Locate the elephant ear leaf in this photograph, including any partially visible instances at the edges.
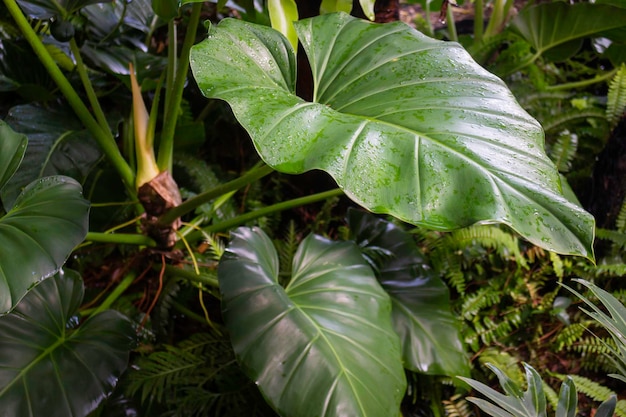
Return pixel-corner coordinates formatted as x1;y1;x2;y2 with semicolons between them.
218;227;406;417
348;209;469;377
0;270;135;417
0;176;89;312
0;120;27;191
190;12;595;260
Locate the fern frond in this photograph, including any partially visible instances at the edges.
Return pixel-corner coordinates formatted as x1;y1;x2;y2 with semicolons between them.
594;263;626;277
542;107;607;133
461;286;501;320
275;220;300;281
607;64;626;127
152;276;181;338
127;347;205;404
447;225;527;268
561;374;614;402
476;310;523;345
173;153;236;220
197;232;226;263
596;228;626;250
442;393;473;417
549;131;578;173
554;323;587;351
542;381;559;413
615;197;626;233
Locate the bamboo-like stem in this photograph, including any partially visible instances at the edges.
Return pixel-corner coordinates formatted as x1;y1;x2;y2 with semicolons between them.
87;271;137;316
69;38;110;132
86;232;157;247
162;19;177;144
545;70;617;92
158;163;275;225
4;0;135;190
172;300;218;323
158;2;203;172
162;264;219;288
446;5;457;42
474;0;484;44
203;188;345;234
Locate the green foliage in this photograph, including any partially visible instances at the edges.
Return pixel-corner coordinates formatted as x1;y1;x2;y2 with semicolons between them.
460;363;617;417
190;12;594;259
126;332;276;417
0;270;135;417
607;64;626;127
219;227;406;417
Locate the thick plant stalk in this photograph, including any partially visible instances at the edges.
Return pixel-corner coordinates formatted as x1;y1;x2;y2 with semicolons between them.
474;0;484;43
4;0;135;190
158;163;275;226
158;2;203;172
203;188;344;233
70;38;110;133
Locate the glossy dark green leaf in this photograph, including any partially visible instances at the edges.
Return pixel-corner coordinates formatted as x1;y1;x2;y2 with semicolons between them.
152;0;178;20
2;104;102;211
190;13;595;260
0;121;27;190
0;270;135;417
511;3;626;60
347;209;469;377
556;377;576;417
16;0;112;18
218;227;406;417
0;176;89;312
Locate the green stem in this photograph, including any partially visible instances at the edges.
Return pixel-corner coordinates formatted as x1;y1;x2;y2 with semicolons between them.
4;0;135;190
163;19;177;139
171;300;215;324
545;70;617;92
158;2;203;172
446;5;457;42
86;232;157;247
163;264;219;288
69;38;109;132
203;188;344;234
158;163;275;225
424;1;433;38
484;0;502;39
474;0;484;44
88;271;137;316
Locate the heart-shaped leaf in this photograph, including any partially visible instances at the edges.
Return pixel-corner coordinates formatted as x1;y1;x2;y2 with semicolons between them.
0;176;89;312
511;3;626;60
348;209;469;377
0;270;135;417
190;12;595;260
0;121;27;191
218;227;406;417
3;104;102;211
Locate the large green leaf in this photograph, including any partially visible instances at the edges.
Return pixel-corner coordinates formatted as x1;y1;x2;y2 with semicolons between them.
190;12;595;260
16;0;112;18
0;121;27;191
0;176;89;312
0;270;135;417
511;3;626;61
348;209;469;377
2;104;102;211
218;227;406;417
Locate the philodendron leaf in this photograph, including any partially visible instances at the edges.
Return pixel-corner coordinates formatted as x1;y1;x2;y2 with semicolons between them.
347;209;469;377
3;104;102;211
511;3;626;61
0;270;135;417
190;12;595;260
218;227;406;417
0;121;27;190
0;176;89;312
